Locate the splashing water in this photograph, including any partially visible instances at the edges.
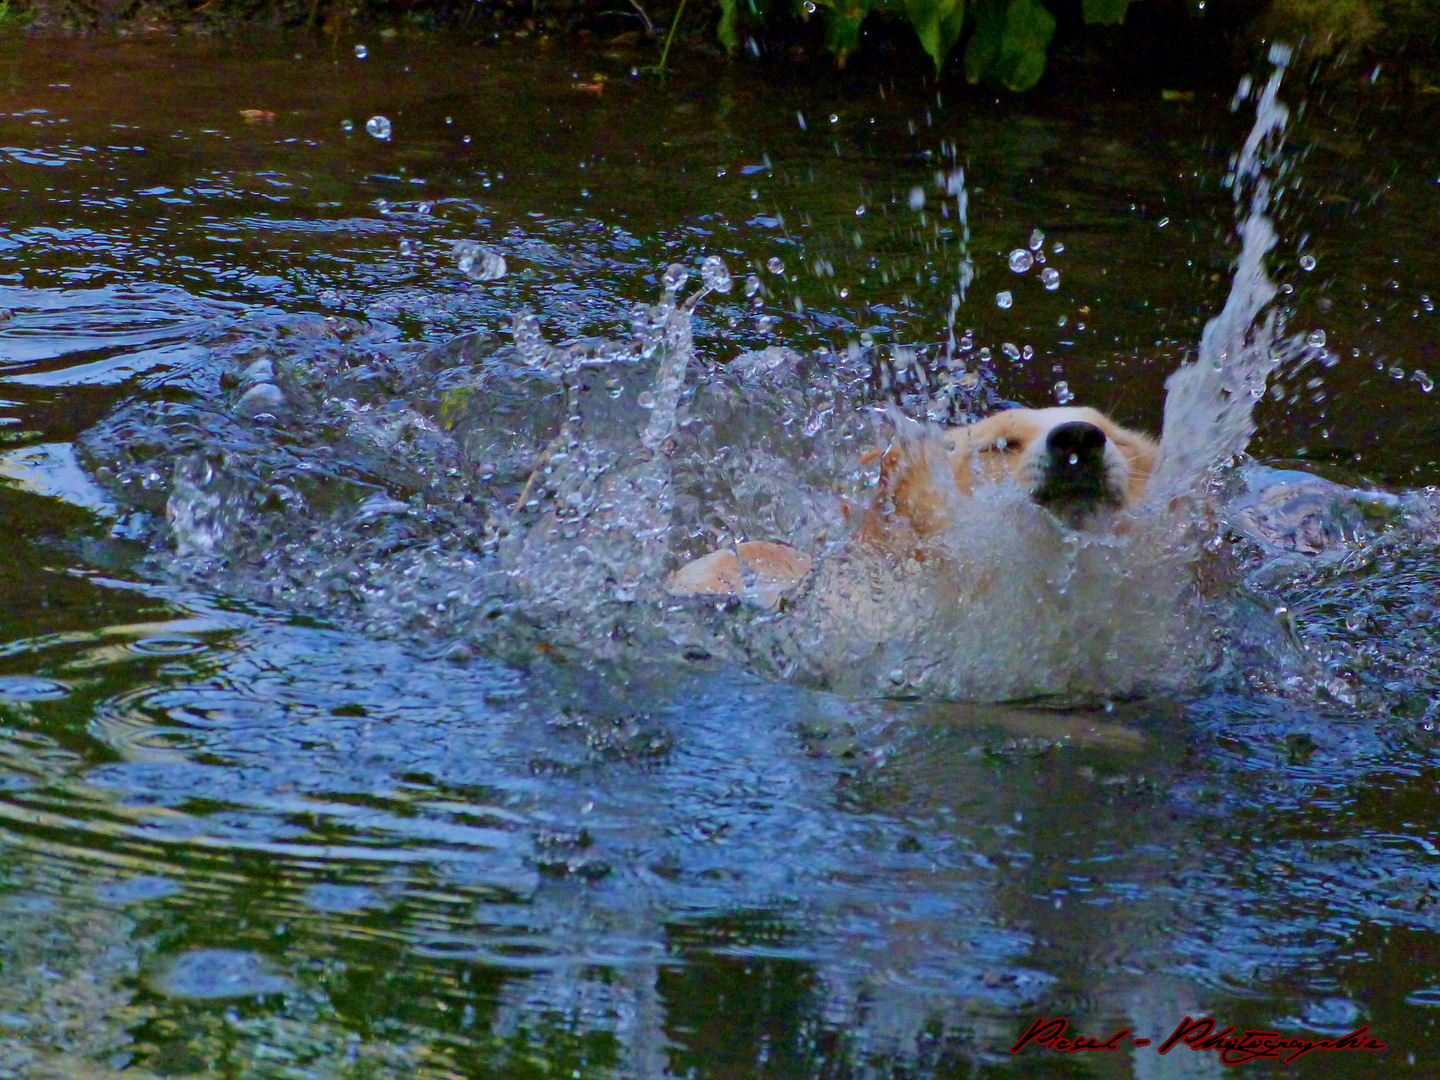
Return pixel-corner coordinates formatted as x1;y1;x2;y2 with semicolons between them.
77;47;1352;703
1148;44;1299;506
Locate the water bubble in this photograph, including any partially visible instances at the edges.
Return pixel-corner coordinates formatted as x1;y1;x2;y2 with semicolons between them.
1422;294;1434;312
366;115;392;140
1344;610;1368;632
1057;315;1067;327
1028;229;1044;250
796;111;806;130
995;291;1013;309
398;238;417;255
445;116;453;124
855;205;865;216
766;257;784;274
663;264;689;292
636;390;656;409
1157;217;1170;228
978;346;992;360
1054;381;1074;404
340;119;354;131
1413;369;1434;392
1001;342;1020;359
830;113;839;123
908;187;925;210
1040;267;1060;290
744;273;761;297
1390;364;1406;380
1009;249;1034;273
452;240;507;281
839;287;849;297
1307;329;1326;347
1022;344;1034;360
1299;253;1317;271
354;43;368;58
463;135;471;144
700;255;732;293
804;0;815;10
1051;241;1064;254
417;201;433;215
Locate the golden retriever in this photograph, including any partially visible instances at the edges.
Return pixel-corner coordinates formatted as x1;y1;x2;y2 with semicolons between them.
666;406;1157;602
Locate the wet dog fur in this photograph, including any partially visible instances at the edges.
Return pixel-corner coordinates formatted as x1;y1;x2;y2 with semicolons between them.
665;406;1157;602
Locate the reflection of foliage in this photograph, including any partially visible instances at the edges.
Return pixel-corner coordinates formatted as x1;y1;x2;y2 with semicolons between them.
719;0;1116;87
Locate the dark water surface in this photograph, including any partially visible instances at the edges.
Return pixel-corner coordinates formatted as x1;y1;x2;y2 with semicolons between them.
1;32;1440;1079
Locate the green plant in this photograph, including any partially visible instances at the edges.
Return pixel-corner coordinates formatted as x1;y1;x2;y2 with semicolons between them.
0;0;31;26
717;0;1140;90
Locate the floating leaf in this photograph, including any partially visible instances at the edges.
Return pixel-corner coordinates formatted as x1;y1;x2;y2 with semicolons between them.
905;0;967;73
1082;0;1130;25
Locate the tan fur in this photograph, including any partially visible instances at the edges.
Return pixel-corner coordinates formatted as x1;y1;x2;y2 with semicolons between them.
665;406;1157;602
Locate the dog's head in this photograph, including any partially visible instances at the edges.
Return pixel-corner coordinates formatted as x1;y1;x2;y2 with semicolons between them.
947;407;1156;527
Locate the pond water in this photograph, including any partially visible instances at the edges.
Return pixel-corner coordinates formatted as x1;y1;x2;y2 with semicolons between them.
1;30;1439;1079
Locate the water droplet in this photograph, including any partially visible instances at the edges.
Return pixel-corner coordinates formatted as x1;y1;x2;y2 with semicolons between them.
1009;249;1033;273
995;291;1013;309
700;255;732;293
366;115;392;140
1299;253;1317;271
1029;229;1044;251
663;264;689;292
354;43;368;58
340;119;354;132
1051;241;1065;254
745;273;761;297
1054;380;1074;404
1413;369;1434;392
1022;344;1034;360
908;186;925;210
452;241;506;281
1040;267;1060;291
767;257;784;274
1307;329;1326;347
1002;342;1020;359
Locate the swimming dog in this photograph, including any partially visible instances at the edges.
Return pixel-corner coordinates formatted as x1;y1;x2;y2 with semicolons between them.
665;406;1158;602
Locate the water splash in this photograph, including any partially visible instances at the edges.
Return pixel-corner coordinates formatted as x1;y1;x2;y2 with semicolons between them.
1149;44;1298;505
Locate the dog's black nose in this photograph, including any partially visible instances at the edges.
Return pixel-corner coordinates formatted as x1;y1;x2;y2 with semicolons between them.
1032;421;1118;524
1045;420;1107;463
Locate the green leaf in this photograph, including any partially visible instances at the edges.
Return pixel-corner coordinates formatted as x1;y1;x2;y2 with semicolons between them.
825;0;877;63
904;0;967;73
718;0;741;50
964;0;1055;92
1082;0;1130;25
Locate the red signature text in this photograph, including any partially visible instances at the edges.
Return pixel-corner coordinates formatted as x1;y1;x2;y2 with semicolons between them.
1013;1014;1386;1064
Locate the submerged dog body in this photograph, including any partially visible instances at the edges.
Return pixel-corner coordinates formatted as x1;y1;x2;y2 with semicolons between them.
666;406;1158;603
